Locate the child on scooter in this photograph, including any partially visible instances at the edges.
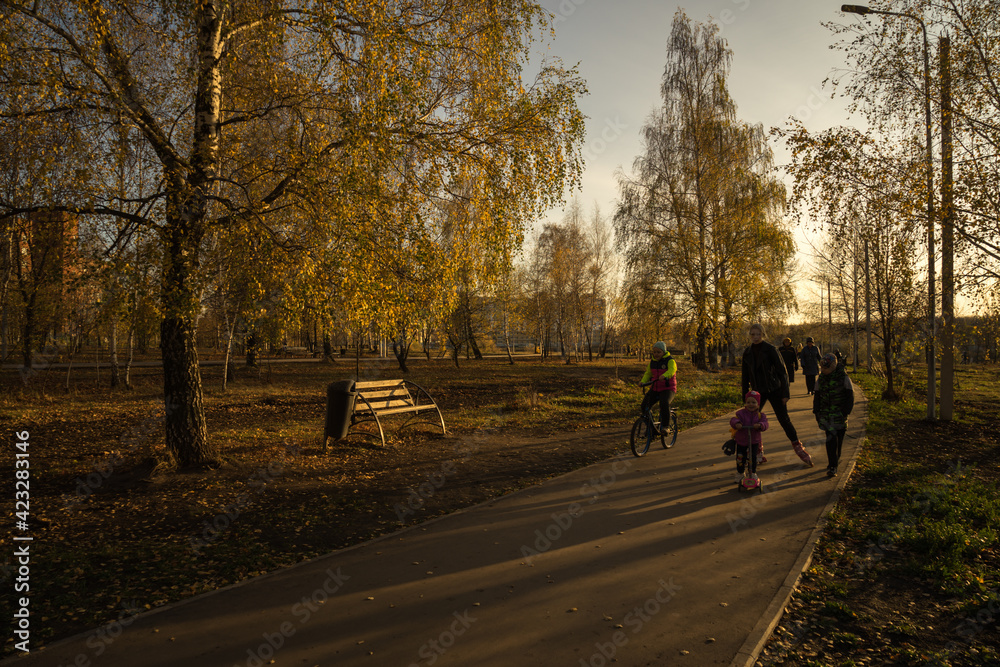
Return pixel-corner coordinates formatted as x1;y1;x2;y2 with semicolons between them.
730;390;769;481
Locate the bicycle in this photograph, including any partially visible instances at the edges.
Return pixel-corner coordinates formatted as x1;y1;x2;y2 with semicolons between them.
630;381;678;457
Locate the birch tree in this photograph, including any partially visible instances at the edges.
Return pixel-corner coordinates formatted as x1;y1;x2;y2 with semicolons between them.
781;124;925;398
0;0;584;468
830;0;1000;294
615;11;793;369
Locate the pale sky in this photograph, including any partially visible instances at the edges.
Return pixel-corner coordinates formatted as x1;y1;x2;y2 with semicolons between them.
529;0;860;315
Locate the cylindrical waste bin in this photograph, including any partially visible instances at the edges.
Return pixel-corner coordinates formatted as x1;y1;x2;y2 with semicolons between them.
324;379;357;443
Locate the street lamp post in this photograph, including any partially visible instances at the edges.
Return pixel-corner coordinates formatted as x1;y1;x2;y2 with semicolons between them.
841;4;936;420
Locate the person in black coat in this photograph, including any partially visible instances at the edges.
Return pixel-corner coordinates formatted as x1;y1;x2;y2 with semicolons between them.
778;337;799;386
813;353;855;477
799;337;822;395
741;323;813;467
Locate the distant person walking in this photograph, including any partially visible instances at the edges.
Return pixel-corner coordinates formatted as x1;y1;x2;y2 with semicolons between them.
741;323;813;467
778;338;799;385
799;337;822;396
813;353;855;478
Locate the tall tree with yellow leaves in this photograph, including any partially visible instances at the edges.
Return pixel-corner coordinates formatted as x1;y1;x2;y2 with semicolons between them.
615;11;793;369
0;1;584;468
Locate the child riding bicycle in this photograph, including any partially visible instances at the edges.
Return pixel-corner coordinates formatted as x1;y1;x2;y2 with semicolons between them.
639;341;677;432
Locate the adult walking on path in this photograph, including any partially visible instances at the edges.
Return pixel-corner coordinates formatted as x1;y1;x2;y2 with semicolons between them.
799;337;822;396
741;323;813;467
778;338;799;386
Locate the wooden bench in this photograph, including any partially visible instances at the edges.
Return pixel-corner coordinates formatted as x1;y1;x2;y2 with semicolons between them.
280;346;312;358
349;379;446;446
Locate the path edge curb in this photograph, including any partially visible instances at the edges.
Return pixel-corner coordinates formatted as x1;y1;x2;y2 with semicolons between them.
729;389;869;667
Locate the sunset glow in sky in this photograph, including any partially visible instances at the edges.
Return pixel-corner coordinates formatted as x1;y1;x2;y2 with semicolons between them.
530;0;862;315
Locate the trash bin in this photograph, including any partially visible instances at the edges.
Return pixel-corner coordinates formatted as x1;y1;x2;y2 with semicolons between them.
324;379;357;443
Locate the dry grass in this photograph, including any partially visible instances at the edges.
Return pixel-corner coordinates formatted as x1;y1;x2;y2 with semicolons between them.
1;353;740;655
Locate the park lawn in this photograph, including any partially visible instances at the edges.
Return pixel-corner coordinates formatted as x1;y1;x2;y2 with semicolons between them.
760;363;1000;666
1;354;740;655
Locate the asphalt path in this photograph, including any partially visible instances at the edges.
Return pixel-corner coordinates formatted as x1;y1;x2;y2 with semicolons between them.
6;386;866;667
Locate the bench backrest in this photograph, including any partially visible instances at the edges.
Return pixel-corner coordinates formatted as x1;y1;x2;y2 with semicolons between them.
354;380;415;412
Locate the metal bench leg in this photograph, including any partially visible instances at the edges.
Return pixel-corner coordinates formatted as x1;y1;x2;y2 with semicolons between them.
434;406;446;435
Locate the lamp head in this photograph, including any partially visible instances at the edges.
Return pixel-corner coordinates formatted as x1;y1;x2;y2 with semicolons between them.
841;4;871;14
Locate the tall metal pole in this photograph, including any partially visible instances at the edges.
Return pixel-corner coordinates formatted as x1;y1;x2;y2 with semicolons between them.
840;5;936;419
828;280;833;354
920;21;937;421
819;283;824;351
853;229;860;372
865;239;872;371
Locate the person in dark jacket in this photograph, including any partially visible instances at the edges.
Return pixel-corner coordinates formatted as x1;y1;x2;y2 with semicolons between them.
778;337;799;386
813;353;855;477
741;323;813;467
799;337;822;395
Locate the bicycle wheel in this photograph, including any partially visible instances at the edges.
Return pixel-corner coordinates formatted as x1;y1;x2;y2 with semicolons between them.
661;412;678;449
630;415;651;457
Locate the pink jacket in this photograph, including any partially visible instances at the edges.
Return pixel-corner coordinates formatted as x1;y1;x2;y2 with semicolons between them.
730;408;769;447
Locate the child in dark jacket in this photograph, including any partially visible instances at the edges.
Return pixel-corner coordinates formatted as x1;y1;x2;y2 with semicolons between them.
730;390;769;480
813;353;855;478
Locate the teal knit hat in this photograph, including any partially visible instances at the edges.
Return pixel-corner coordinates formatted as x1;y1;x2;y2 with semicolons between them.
653;341;666;353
